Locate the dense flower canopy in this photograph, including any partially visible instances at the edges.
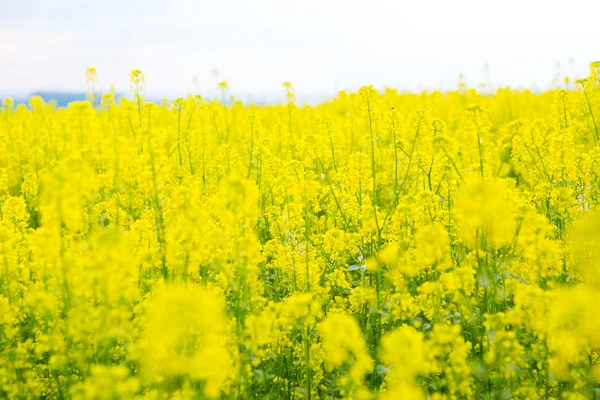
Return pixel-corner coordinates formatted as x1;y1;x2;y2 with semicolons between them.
1;64;600;399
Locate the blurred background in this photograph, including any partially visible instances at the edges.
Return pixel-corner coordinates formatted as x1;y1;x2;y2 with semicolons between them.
0;0;597;105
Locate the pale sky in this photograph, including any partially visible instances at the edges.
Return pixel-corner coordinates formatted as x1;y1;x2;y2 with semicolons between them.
0;0;598;99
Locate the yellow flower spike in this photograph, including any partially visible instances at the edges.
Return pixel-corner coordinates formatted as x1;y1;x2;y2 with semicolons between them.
377;243;399;268
1;97;14;110
319;313;373;391
85;67;97;85
365;257;378;271
129;69;144;85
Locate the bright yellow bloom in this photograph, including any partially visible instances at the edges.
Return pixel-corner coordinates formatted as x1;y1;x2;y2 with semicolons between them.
1;66;599;399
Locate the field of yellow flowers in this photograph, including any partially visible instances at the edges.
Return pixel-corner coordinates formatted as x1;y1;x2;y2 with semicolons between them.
1;64;600;399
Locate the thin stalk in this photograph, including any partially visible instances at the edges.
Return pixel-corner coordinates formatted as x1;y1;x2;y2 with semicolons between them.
177;104;182;166
324;120;338;173
304;198;311;292
316;156;350;229
365;95;381;245
148;137;168;280
580;83;600;143
304;324;312;400
136;82;142;129
390;115;399;205
247;118;255;179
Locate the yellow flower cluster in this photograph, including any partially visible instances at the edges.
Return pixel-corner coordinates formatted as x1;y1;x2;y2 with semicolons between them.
1;63;600;399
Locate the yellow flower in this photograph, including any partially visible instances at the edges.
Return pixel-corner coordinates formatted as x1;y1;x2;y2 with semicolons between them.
134;283;234;397
319;313;373;388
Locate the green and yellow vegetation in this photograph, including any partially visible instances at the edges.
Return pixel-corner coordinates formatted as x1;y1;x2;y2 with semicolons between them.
1;64;600;399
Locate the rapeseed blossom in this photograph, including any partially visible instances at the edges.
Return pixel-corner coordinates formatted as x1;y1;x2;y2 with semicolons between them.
1;64;600;398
